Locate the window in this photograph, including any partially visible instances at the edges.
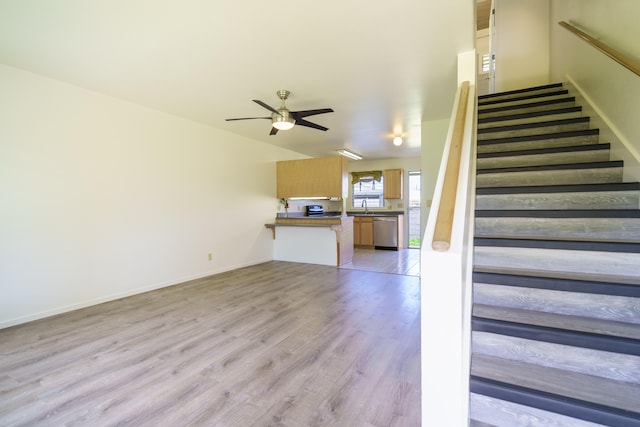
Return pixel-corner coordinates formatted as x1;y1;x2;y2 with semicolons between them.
352;171;384;208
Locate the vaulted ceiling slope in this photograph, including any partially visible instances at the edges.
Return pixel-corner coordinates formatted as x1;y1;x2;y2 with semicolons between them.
0;1;475;159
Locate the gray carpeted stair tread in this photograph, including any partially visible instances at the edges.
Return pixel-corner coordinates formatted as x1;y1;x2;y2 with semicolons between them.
477;106;583;128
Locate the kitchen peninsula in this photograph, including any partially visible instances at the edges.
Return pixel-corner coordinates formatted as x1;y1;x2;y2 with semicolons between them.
265;214;353;266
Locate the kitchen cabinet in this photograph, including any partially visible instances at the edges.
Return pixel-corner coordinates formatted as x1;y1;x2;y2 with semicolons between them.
277;156;348;199
353;216;374;248
383;169;403;199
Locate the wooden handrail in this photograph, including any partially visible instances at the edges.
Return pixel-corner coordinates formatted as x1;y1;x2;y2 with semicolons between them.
559;21;640;77
432;81;470;252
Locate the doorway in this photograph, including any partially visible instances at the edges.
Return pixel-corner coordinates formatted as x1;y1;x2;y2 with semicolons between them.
408;171;421;248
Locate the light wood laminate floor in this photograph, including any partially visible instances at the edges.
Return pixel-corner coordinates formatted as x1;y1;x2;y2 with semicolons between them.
339;248;420;276
0;261;421;426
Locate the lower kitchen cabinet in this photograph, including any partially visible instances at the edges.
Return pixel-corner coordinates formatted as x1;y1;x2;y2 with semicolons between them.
353;216;374;248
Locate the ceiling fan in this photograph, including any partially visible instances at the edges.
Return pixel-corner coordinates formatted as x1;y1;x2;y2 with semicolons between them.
226;90;334;135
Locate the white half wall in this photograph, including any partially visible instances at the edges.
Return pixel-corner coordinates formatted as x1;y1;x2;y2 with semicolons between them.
0;64;301;328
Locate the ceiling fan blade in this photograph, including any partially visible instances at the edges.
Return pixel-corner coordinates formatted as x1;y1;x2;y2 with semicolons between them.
296;119;329;132
269;127;279;136
253;100;279;114
225;117;270;121
291;108;334;119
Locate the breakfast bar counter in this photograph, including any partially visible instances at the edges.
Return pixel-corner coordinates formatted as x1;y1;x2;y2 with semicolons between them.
265;216;353;266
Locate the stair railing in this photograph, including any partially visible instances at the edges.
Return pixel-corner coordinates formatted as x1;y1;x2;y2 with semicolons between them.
559;21;640;77
421;79;477;426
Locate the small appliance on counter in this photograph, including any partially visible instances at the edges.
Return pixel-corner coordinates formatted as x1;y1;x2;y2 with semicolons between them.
306;205;324;216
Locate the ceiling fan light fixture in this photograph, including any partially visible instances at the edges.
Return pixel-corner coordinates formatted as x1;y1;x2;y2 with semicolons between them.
337;149;363;160
272;111;296;130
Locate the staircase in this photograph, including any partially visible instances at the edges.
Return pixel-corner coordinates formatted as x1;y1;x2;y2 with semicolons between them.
470;83;640;426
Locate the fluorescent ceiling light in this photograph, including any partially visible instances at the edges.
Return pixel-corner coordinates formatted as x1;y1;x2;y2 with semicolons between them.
337;149;363;160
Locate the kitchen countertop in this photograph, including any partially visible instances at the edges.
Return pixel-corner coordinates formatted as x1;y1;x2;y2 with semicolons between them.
346;211;405;217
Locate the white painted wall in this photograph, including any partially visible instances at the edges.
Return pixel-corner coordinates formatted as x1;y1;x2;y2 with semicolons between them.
550;0;640;177
494;0;550;91
0;64;302;328
421;119;450;239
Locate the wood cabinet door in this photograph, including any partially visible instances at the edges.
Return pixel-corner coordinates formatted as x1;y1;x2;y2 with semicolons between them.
383;169;403;199
277;156;347;198
359;217;374;247
353;217;361;245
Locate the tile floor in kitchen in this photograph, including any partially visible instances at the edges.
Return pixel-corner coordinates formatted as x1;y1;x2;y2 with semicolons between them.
339;247;420;276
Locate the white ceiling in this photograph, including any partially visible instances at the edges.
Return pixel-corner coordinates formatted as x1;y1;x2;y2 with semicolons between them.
0;0;474;159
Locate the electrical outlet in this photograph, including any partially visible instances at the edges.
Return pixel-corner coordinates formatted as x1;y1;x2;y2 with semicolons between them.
426;199;433;207
208;253;212;261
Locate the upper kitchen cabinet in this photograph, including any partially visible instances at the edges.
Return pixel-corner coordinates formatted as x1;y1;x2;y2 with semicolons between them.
277;156;348;199
383;169;403;199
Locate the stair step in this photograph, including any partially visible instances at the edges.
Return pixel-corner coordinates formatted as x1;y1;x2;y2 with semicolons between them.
473;304;640;340
478;106;583;128
475;237;640;253
471;354;640;416
478;83;564;103
476;161;623;188
478;129;600;154
477;144;610;169
474;246;640;285
478;117;591;141
473;272;640;297
476;182;640;210
473;331;640;379
473;285;640;332
478;97;577;119
474;210;640;242
470;379;640;427
479;92;571;111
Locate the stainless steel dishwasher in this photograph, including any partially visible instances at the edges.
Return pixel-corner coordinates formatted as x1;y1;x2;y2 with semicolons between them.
373;216;398;250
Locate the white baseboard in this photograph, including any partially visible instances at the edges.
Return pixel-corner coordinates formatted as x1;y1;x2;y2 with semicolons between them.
0;257;274;330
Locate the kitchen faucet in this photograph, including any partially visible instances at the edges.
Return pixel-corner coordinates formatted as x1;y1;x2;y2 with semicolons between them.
361;199;368;214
